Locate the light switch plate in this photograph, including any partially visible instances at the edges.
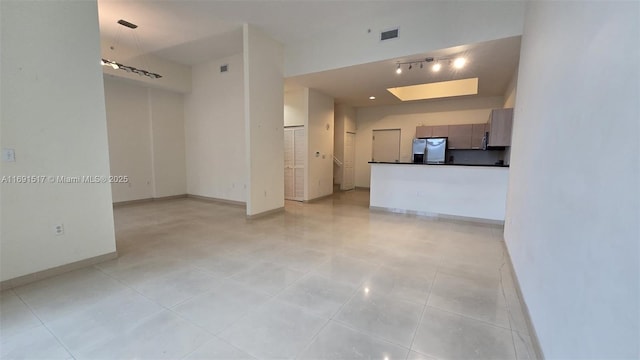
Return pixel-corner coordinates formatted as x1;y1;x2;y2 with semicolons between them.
2;148;16;162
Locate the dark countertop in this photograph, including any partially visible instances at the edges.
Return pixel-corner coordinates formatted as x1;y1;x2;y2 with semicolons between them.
368;161;509;168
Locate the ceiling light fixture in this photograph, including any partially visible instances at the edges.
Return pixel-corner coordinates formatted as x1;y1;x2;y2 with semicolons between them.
394;55;468;74
453;57;466;69
101;58;161;78
101;19;163;79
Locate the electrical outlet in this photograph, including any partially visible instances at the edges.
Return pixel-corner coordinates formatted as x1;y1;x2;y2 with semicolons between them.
2;148;15;162
54;224;65;236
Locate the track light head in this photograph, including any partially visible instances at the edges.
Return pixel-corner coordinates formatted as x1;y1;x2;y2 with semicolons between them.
453;57;466;69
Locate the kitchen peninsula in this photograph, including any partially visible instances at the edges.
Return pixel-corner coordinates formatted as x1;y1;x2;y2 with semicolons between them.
369;162;509;222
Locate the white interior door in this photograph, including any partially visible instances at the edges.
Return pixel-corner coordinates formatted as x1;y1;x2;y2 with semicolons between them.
284;127;305;201
372;129;401;163
342;132;355;190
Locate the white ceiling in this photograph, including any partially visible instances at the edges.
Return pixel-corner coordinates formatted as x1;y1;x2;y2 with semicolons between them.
286;36;521;107
97;1;420;65
97;1;521;107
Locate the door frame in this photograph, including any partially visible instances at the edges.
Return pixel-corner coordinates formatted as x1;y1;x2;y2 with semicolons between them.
371;128;401;162
341;131;356;191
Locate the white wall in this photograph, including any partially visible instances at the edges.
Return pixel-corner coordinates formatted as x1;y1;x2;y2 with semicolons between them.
503;68;518;109
370;164;509;221
333;103;356;186
284;88;307;127
333;105;345;185
243;24;285;215
306;89;334;200
355;96;504;187
104;77;186;202
149;88;187;198
505;2;639;358
0;0;116;281
100;40;191;94
285;2;524;77
104;77;153;202
502;69;518;165
185;54;246;202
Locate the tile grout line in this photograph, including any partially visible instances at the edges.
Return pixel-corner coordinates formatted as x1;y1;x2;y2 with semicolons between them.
12;289;78;360
329;318;413;355
498;248;531;359
291;271;377;359
405;265;440;360
91;264;261;359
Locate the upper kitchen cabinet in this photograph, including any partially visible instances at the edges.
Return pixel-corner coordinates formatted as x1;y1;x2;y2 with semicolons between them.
431;125;449;137
471;123;488;149
415;126;432;138
415;125;448;138
487;108;514;147
448;124;473;149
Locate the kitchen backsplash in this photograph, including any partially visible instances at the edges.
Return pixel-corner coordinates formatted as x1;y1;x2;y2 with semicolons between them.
447;149;506;165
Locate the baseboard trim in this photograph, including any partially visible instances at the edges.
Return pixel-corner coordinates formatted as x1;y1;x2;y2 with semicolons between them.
503;243;545;359
246;206;285;219
369;206;504;227
303;194;333;203
355;186;370;191
186;194;246;208
113;194;188;207
0;251;118;291
154;194;188;201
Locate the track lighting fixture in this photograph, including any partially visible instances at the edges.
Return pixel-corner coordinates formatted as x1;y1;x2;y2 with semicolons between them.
453;57;466;69
394;56;466;74
101;58;162;79
101;19;163;79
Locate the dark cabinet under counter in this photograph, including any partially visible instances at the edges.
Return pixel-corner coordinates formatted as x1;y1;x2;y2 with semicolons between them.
368;162;509;168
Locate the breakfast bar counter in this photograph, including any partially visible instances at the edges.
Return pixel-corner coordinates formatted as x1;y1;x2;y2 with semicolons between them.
368;162;509;222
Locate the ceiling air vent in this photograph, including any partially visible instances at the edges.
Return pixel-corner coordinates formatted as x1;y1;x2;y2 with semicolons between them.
220;64;228;73
380;28;399;41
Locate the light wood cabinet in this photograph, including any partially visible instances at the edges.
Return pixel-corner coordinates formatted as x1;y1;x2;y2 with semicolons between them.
432;125;449;137
487;108;513;147
416;125;448;138
414;109;512;148
471;123;487;149
447;124;472;149
415;126;432;138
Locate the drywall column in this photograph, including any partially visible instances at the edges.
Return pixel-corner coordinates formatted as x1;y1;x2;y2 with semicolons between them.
0;0;116;281
104;77;187;203
185;54;246;203
149;88;187;198
243;24;285;216
306;89;334;200
333;105;346;185
505;2;639;358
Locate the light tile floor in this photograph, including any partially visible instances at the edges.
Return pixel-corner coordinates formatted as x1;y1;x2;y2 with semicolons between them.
0;190;537;359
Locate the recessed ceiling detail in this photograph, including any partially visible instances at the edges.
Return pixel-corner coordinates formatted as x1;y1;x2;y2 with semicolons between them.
387;78;479;101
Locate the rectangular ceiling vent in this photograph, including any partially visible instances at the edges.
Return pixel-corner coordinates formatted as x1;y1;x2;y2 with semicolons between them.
380;28;399;41
220;64;228;73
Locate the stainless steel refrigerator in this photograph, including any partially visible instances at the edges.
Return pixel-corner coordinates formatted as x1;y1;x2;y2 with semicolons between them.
425;137;447;164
